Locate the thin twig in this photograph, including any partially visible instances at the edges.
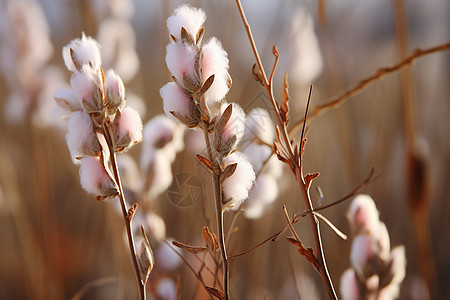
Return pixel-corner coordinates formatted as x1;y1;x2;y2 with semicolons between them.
102;123;145;300
289;42;450;134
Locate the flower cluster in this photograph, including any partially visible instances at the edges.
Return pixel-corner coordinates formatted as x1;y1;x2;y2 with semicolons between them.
242;108;283;218
54;33;143;200
161;5;254;211
340;195;406;300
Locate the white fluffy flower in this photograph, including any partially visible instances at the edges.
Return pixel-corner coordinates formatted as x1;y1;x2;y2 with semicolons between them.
140;149;174;199
79;156;117;196
63;33;101;72
216;102;246;148
156;277;177;300
167;4;206;41
165;42;197;84
104;69;126;112
115;107;143;151
222;151;255;211
54;88;82;112
66;111;102;160
70;64;103;114
350;234;375;277
160;82;192;120
201;37;230;106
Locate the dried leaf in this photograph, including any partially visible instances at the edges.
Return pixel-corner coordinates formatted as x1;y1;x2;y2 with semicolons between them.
215;103;233;138
283;73;290;125
138;226;154;284
304;172;320;190
252;63;264;86
205;286;225;300
170;34;177;43
286;237;302;248
196;27;205;45
299;247;320;271
127;203;138;221
221;163;237;182
199;74;215;96
170;111;199;128
180;27;195;45
172;240;207;254
203;227;219;252
196;154;214;172
70;48;82;71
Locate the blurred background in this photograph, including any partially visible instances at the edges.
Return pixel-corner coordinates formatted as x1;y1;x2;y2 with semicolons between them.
0;0;449;299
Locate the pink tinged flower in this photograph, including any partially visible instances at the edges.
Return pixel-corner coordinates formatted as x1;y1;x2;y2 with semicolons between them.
222;151;255;211
66;111;102;161
167;4;206;42
54;88;82;112
70;65;103;115
244;174;279;219
104;69;126;113
165;42;197;84
145;211;166;240
215;103;246;154
160;82;198;127
350;234;375;277
244;108;275;145
347;194;380;235
377;222;391;261
114;107;143;152
79;156;118;197
63;32;101;72
340;269;359;300
201;37;231;106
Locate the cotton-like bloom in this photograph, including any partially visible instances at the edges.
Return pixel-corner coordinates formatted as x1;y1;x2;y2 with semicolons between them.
145;211;167;241
160;82;198;126
167;4;206;41
201;37;230;106
244;107;275;145
215;103;246;155
54;89;82;113
63;32;101;72
66;111;102;161
116;154;141;193
114;107;143;152
222;151;255;211
347;194;380;235
165;42;198;86
104;69;126;113
79;156;118;196
70;64;103;115
350;234;375;277
340;269;359;300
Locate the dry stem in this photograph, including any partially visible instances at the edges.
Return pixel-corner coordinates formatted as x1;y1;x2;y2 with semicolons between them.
234;1;337;298
201;124;229;300
102;122;146;300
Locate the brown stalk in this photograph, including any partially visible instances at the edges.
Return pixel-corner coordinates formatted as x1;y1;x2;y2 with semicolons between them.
102;122;146;300
201;124;229;300
234;1;337;298
289;42;450;134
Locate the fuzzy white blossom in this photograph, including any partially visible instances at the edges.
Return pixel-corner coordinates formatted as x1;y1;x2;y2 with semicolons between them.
222;152;255;211
167;5;206;41
66;111;102;161
63;32;102;72
160;82;192;120
165;42;197;83
244;107;275;145
79;156;117;196
340;269;359;300
156;277;177;300
217;102;246;147
201;37;230;105
115;107;143;151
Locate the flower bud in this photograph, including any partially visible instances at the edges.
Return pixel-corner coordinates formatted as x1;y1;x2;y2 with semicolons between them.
137;237;154;285
70;65;104;117
114;107;143;152
167;5;206;42
222;151;255;211
104;69;126;114
79;156;118;197
160;82;200;128
66;111;102;161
